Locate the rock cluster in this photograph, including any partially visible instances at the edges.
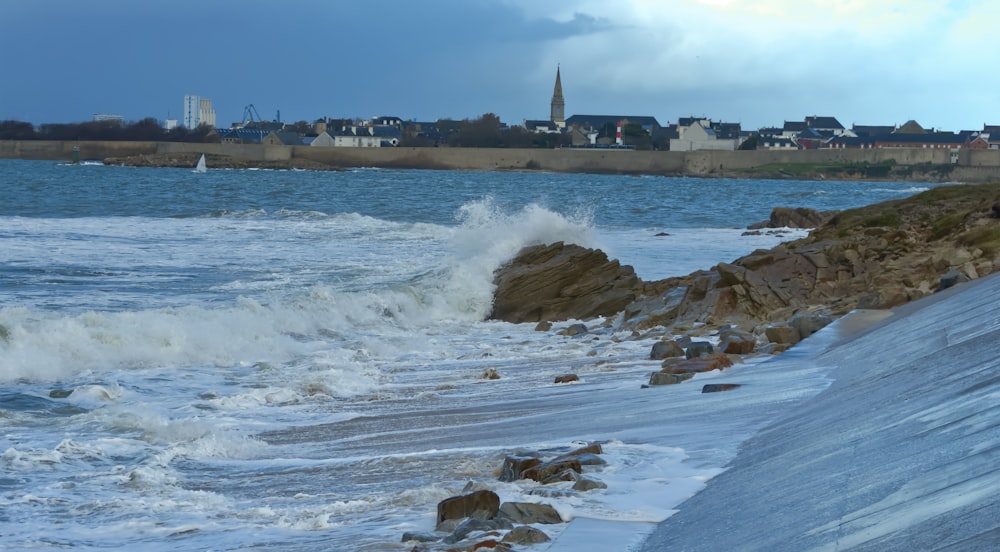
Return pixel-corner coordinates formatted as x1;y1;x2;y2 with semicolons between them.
103;152;341;171
493;184;1000;346
404;443;607;551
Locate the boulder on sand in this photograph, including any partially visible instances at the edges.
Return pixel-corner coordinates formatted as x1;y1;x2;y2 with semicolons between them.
489;242;642;324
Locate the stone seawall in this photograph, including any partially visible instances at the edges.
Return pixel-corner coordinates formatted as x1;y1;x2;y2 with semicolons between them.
4;140;1000;180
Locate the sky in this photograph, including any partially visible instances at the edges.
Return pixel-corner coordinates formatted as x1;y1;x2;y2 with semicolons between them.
1;0;997;131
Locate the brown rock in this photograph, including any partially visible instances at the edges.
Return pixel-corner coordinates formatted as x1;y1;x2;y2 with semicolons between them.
661;354;734;374
650;339;685;359
554;374;580;384
748;207;837;229
573;477;608;491
437;490;500;525
502;526;551;545
648;372;694;385
490;242;642;323
520;458;582;482
765;326;800;345
719;328;756;354
498;454;542;482
498;501;564;524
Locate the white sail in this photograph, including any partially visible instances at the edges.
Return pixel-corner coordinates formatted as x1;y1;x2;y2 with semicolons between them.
194;154;207;173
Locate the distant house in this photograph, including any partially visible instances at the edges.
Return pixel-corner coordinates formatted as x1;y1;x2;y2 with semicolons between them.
827;129;966;150
781;121;808;138
796;128;825;150
313;125;400;147
565;114;662;134
216;127;272;144
894;120;930;134
852;124;896;138
523;120;561;134
565;126;597;146
825;135;878;149
262;131;305;146
309;131;337;147
759;136;800;150
805;116;846;136
371;115;403;128
968;136;990;149
670;118;741;151
876;132;968;149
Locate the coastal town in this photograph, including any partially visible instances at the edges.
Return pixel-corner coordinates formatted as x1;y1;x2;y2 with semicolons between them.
4;67;1000;154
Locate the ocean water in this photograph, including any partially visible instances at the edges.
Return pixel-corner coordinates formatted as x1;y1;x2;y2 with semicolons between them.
0;159;934;550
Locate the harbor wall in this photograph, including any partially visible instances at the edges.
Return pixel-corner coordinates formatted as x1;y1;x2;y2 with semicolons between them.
3;140;1000;180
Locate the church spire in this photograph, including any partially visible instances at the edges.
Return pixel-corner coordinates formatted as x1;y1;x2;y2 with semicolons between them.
550;65;565;127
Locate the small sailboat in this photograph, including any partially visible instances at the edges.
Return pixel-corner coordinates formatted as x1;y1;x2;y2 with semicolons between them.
194;154;207;173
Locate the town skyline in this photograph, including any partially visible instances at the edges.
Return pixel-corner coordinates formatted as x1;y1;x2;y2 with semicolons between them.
3;1;998;132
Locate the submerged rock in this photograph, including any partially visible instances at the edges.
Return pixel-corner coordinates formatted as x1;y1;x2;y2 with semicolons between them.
747;207;837;229
498;501;564;524
502;525;551;544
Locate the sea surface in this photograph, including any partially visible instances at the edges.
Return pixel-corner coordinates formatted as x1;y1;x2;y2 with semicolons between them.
0;159;935;550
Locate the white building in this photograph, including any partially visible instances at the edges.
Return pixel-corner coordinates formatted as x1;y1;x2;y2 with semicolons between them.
183;95;216;129
670;119;740;151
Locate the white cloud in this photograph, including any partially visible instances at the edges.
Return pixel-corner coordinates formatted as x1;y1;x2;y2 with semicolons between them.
508;0;1000;128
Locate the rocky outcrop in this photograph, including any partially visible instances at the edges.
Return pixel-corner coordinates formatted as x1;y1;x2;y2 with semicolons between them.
104;152;342;171
748;207;837;229
623;183;1000;334
489;242;642;324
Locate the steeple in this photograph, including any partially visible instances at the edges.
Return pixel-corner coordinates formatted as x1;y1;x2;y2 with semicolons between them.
550;65;565;127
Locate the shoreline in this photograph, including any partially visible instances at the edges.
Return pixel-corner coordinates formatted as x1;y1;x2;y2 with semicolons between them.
4;139;1000;182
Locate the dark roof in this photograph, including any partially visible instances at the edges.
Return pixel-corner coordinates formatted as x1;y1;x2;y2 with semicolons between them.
876;132;966;145
827;135;878;147
678;117;707;127
677;118;741;139
371;126;401;138
714;122;742;139
852;125;896;137
895;120;928;134
797;128;823;140
805;116;844;130
760;136;800;148
783;121;808;132
524;119;557;130
335;126;400;138
216;128;272;143
566;114;662;129
273;131;304;145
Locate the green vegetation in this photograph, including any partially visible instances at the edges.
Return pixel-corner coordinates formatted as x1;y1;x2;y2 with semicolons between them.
861;212;902;228
818;182;1000;245
957;224;1000;255
736;160;896;179
893;162;955;178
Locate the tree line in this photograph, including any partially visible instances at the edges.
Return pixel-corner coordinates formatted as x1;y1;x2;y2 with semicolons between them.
1;113;666;149
0;118;217;142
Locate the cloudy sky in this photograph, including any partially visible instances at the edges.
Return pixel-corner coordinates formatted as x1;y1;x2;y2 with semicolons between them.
1;0;996;131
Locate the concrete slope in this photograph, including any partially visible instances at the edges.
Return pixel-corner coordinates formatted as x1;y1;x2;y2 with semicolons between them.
639;273;1000;552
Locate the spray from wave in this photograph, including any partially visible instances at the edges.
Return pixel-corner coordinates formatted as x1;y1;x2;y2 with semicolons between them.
0;200;595;384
